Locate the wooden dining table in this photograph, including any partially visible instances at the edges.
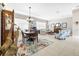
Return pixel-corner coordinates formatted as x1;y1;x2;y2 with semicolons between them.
23;31;38;43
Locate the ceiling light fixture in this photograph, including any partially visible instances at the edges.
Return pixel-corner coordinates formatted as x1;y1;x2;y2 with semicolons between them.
27;6;32;32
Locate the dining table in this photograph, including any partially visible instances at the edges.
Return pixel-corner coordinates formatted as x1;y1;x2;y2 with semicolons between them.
23;31;38;43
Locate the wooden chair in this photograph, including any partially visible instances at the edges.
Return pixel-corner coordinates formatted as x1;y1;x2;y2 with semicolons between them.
21;31;28;44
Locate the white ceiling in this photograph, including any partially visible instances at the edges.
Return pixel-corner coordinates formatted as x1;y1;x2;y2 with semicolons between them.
5;3;79;20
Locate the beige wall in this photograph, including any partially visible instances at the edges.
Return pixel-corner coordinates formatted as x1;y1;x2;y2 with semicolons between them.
48;17;72;31
72;8;79;37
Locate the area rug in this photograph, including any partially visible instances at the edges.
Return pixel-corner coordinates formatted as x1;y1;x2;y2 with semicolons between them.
17;39;53;56
36;39;53;51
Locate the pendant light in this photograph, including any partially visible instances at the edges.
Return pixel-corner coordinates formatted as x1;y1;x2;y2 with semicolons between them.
28;6;32;32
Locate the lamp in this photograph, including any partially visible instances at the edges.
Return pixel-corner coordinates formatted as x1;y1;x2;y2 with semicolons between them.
75;21;78;25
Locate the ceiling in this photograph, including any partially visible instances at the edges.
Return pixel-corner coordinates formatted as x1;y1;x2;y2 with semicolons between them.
5;3;79;20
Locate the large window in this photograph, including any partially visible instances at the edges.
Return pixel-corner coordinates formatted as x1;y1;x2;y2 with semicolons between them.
14;18;29;31
36;21;46;30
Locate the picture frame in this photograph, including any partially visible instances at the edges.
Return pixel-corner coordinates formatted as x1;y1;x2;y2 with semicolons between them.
55;23;61;27
62;22;67;28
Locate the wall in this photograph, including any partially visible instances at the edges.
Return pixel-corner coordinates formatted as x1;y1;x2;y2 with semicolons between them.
48;17;72;31
72;8;79;37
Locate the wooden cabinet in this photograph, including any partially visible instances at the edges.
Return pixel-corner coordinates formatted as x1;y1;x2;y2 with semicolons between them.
1;10;14;46
54;27;61;33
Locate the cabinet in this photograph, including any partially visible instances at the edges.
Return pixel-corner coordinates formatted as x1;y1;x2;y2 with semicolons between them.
54;23;61;33
1;10;14;46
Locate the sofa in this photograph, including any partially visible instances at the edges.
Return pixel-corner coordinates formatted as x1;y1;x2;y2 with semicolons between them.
55;29;72;40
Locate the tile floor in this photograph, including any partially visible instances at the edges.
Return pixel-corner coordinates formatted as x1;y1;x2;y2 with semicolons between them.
32;34;79;56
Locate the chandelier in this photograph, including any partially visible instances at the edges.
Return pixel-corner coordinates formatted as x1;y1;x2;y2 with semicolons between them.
27;6;31;22
27;6;32;32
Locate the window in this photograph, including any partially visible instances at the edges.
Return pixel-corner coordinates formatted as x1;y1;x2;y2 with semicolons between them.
36;21;46;30
14;18;29;31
